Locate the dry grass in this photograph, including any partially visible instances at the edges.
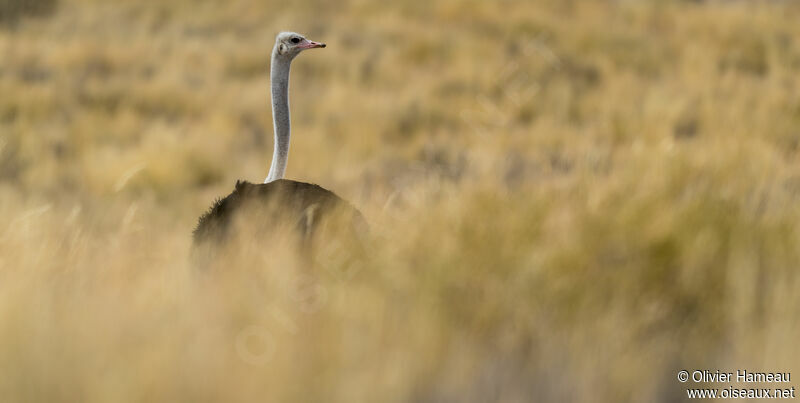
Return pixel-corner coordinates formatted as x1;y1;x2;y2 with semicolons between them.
1;0;800;401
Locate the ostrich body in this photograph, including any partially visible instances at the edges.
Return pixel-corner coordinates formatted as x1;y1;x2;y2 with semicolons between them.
193;32;365;256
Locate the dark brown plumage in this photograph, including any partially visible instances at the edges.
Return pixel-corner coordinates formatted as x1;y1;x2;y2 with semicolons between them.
192;179;366;264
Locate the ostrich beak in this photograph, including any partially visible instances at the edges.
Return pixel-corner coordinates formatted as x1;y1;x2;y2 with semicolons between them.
299;40;326;49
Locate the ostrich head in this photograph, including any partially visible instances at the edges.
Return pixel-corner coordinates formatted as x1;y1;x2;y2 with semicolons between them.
274;31;326;61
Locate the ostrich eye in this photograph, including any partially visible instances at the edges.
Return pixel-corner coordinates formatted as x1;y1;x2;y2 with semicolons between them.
290;37;301;44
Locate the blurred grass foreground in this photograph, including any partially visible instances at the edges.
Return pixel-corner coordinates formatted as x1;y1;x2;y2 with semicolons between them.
1;0;799;401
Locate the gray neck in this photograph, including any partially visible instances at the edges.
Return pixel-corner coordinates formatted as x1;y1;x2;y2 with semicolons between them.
265;50;293;183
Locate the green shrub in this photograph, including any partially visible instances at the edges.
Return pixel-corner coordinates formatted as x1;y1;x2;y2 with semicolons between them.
0;0;57;26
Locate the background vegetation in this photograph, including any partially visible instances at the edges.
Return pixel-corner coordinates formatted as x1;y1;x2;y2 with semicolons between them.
1;0;799;401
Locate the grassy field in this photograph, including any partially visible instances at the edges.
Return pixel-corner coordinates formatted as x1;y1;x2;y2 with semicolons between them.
1;0;799;401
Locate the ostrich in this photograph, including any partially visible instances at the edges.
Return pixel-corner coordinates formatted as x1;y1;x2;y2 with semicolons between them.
193;32;365;259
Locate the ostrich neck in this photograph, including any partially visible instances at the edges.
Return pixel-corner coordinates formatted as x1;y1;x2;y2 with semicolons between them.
265;53;293;183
